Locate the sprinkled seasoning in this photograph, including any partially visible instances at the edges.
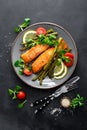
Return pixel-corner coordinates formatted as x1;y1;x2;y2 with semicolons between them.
50;107;62;115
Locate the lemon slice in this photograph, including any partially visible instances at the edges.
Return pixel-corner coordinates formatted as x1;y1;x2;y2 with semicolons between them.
23;30;36;44
54;59;64;76
54;65;68;79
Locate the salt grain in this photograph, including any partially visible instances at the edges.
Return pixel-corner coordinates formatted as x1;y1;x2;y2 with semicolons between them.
9;32;12;35
50;107;62;116
4;35;8;38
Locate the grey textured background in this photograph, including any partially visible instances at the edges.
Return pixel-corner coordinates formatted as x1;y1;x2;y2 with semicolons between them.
0;0;87;130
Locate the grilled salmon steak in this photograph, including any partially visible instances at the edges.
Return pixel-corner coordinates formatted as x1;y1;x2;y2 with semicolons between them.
32;48;54;73
32;39;68;73
20;44;49;63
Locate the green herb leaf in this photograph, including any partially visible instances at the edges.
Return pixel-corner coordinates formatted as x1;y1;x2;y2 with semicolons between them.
12;93;17;100
64;57;70;63
28;66;32;71
18;100;27;108
8;89;14;96
37;33;58;47
56;60;61;66
16;85;22;91
18;69;23;75
49;34;56;40
14;59;24;67
14;18;31;33
17;59;25;66
8;88;17;99
70;94;84;109
14;59;25;75
8;86;27;109
77;94;81;98
14;60;20;67
14;27;21;33
24;18;31;23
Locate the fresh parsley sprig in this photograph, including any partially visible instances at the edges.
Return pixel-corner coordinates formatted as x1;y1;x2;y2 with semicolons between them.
70;94;84;109
14;18;31;33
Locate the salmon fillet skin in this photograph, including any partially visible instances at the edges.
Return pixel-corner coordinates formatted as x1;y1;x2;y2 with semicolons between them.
20;44;49;63
32;48;54;73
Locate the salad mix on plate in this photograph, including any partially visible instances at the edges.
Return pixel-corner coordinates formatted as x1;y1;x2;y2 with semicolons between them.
14;27;74;85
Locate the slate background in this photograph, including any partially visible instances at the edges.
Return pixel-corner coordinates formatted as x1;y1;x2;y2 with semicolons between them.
0;0;87;130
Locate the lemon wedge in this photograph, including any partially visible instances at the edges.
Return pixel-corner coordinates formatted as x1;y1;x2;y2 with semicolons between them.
54;59;64;76
23;30;36;44
54;65;68;79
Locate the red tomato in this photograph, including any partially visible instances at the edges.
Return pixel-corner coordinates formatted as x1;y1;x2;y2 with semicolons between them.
64;52;74;59
23;68;32;76
64;57;74;67
36;27;46;35
17;91;26;99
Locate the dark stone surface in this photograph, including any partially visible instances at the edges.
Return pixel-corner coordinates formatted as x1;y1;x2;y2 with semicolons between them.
0;0;87;130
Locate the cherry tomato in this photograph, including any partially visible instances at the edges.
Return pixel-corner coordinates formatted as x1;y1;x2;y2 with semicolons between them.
64;57;74;67
23;68;32;76
36;27;46;35
64;52;74;59
17;91;26;99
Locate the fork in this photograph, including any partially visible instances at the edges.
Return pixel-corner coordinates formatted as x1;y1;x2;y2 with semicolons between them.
30;76;80;114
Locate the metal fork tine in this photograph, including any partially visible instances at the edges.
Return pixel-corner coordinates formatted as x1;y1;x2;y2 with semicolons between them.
67;84;78;91
31;76;80;114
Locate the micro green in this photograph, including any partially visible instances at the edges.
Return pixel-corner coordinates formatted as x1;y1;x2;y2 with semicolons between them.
8;85;22;100
18;100;27;109
37;34;59;47
70;94;84;109
14;18;31;33
8;86;27;108
14;59;25;75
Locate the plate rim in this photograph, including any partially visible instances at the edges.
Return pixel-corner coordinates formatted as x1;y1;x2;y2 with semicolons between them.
11;22;78;89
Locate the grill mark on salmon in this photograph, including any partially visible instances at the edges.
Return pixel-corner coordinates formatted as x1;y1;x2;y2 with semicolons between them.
20;44;49;63
32;48;54;73
31;39;68;73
